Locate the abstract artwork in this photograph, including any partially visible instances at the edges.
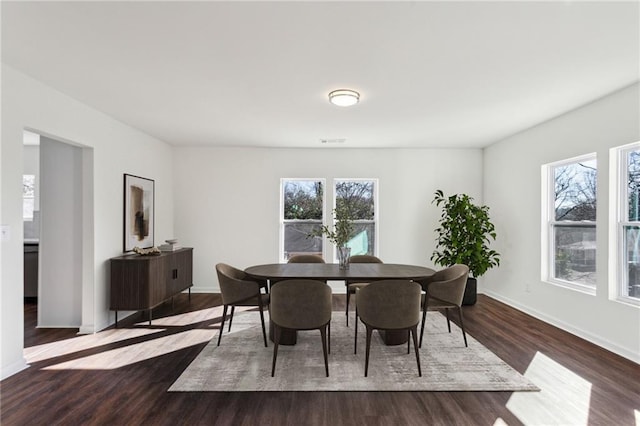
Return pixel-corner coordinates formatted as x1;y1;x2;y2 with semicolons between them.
123;174;154;252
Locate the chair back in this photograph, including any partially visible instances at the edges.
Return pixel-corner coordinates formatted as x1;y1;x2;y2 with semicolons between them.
287;254;325;263
349;255;383;264
357;280;421;330
270;279;332;330
428;264;470;307
216;263;260;305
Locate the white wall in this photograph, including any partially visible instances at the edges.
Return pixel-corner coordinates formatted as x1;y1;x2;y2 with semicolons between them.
1;65;175;379
38;137;83;327
173;147;483;293
483;83;640;363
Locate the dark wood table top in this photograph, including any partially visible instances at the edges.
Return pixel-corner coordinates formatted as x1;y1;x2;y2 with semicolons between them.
244;263;435;282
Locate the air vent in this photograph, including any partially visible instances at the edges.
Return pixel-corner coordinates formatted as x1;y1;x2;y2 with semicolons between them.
320;138;346;144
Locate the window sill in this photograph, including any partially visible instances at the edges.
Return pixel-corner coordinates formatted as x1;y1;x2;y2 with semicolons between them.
613;296;640;308
544;279;596;296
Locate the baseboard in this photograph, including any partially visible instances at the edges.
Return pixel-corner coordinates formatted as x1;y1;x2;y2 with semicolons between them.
1;357;29;381
78;324;95;335
483;290;640;364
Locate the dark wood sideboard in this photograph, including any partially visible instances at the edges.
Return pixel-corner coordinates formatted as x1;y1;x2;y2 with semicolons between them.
110;248;193;326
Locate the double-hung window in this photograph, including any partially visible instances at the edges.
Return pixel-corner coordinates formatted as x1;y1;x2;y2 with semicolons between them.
280;179;325;262
614;143;640;303
335;179;378;257
544;154;597;292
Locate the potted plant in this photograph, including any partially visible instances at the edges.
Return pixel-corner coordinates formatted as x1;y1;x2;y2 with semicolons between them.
309;204;354;269
431;189;500;305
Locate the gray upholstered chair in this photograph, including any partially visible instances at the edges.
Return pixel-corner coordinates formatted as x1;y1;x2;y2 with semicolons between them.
215;263;270;347
419;264;470;348
355;280;422;377
287;254;325;263
270;279;332;377
345;254;383;326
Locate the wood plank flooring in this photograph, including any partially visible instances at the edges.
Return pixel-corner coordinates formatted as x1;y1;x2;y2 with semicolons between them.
2;295;639;425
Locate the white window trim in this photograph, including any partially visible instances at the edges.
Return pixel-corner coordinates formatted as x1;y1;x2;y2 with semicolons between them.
279;178;326;263
609;142;640;307
333;178;379;262
541;153;597;295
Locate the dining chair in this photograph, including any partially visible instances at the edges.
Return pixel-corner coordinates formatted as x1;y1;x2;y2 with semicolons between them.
419;264;470;348
287;254;325;263
270;279;332;377
215;263;270;347
355;280;422;377
345;254;383;326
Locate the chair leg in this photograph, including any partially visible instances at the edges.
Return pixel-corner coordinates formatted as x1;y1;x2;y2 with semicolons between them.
217;304;228;346
411;326;422;377
364;326;373;377
259;305;268;347
419;301;428;348
228;306;235;332
458;307;468;347
271;325;280;377
407;329;410;354
320;325;329;377
354;305;358;354
445;308;451;333
346;288;351;326
328;321;331;355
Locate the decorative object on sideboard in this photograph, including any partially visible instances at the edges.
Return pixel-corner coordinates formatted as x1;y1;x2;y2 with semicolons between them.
123;174;155;252
132;246;161;256
159;239;182;252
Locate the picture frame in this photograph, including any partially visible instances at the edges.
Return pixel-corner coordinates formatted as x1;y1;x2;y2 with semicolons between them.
123;174;155;252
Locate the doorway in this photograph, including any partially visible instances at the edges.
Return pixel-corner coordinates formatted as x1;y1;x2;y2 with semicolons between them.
22;130;94;332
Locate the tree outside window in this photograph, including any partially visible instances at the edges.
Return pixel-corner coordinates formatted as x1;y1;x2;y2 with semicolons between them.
335;180;377;256
550;156;597;288
281;179;324;261
622;149;640;300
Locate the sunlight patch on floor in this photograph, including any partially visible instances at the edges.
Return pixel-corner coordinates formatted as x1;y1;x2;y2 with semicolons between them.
136;305;249;327
25;328;163;363
492;418;508;426
506;351;592;425
635;409;639;426
42;328;217;370
25;305;239;365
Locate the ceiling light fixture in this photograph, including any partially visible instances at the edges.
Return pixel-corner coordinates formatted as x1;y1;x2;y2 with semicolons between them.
328;89;360;107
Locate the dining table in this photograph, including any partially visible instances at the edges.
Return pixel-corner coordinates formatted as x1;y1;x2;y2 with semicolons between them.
244;262;435;345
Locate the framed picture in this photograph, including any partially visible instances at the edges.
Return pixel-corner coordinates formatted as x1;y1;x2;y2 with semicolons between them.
123;174;155;252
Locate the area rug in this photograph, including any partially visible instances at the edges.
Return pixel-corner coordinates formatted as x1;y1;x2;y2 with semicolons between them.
169;311;539;392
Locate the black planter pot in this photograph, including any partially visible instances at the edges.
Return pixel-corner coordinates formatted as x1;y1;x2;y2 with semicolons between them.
462;277;477;306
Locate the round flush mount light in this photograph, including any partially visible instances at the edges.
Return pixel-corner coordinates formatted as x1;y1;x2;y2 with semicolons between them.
328;89;360;107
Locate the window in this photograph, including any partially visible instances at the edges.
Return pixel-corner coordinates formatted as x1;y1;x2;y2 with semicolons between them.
23;174;35;221
335;179;378;257
280;179;324;262
544;154;597;291
615;143;640;303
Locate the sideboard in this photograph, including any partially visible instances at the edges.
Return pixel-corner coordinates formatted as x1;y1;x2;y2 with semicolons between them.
110;248;193;326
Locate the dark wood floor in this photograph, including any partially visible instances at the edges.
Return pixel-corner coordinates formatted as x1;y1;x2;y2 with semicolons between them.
2;294;639;425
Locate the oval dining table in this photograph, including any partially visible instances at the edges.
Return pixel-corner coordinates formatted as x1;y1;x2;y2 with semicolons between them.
245;262;435;345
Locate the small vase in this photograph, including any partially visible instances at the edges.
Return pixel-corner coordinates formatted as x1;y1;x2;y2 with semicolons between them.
337;246;351;270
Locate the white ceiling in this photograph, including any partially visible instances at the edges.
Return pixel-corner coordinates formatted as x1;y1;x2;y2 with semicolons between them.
2;1;639;149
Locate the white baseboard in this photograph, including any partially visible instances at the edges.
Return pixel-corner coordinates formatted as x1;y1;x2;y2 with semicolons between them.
483;290;640;365
1;357;29;381
78;324;95;335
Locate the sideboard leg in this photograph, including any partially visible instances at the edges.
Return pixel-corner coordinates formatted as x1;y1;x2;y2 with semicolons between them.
115;311;118;328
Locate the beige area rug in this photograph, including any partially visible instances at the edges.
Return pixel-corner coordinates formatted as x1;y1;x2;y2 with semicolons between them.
169;311;539;392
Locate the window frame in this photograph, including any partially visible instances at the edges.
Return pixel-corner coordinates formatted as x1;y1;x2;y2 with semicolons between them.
611;142;640;306
279;178;326;263
333;178;379;261
542;153;597;295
